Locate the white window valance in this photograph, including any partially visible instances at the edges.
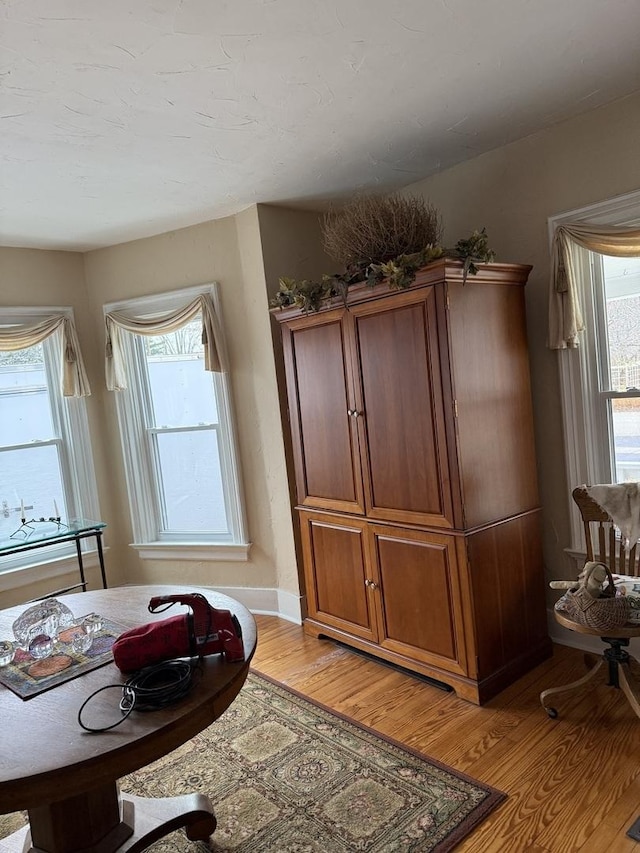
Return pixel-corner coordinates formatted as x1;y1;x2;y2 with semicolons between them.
104;292;227;391
0;314;90;397
549;221;640;349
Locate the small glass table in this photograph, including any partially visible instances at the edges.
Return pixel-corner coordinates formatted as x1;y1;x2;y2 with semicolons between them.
0;519;108;596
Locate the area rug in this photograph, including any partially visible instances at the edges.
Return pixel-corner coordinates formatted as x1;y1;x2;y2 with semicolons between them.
0;671;504;851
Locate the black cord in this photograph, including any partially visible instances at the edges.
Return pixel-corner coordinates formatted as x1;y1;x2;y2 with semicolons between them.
77;659;197;733
122;659;195;711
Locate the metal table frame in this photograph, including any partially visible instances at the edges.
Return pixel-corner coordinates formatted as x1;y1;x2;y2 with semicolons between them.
0;523;108;597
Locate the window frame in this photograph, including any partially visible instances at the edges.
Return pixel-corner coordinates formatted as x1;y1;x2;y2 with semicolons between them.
0;306;101;575
551;188;640;550
103;284;250;562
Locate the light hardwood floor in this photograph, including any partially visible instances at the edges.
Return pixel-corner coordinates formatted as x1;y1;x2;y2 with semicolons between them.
250;614;640;853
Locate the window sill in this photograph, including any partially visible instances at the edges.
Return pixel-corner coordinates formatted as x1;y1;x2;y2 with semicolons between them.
130;542;251;562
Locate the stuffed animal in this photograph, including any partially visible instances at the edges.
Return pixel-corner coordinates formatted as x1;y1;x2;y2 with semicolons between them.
549;561;608;598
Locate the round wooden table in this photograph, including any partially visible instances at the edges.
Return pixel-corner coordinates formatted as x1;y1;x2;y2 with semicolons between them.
0;585;257;853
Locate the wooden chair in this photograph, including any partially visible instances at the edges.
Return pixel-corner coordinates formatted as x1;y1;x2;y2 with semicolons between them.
540;486;640;719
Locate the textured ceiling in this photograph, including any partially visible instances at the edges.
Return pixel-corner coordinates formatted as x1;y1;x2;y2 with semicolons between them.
2;0;640;251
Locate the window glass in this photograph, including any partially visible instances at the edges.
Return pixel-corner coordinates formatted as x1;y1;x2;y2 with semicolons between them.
155;430;227;532
0;446;64;539
0;346;64;539
0;345;55;442
611;399;640;483
142;317;229;537
602;255;640;483
145;323;218;427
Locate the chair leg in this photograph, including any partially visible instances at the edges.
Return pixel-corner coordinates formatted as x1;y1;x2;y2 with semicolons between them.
540;657;604;718
618;663;640;719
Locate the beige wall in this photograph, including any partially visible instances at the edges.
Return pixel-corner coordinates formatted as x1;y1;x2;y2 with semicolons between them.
256;204;334;299
256;205;336;608
232;205;299;596
403;90;640;590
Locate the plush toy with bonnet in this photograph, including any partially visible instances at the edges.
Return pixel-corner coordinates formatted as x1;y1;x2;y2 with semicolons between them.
549;561;608;597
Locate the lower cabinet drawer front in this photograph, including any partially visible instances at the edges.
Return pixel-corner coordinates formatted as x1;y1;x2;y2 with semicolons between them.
300;512;377;642
371;526;468;676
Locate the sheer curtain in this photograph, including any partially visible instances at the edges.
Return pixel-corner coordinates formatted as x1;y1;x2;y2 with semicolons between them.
549;222;640;349
0;314;90;397
104;292;226;391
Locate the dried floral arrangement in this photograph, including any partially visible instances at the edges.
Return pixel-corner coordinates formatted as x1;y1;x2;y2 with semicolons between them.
271;194;496;313
323;194;443;271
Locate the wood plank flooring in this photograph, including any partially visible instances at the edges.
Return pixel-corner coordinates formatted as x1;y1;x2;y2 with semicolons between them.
250;614;640;852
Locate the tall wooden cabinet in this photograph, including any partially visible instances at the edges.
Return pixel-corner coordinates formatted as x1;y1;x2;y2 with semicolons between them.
272;260;551;704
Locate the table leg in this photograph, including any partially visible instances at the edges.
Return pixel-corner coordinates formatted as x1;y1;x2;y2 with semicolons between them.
0;785;216;853
74;536;87;592
118;793;217;851
95;532;108;589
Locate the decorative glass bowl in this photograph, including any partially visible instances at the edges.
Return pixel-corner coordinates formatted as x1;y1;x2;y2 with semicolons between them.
70;626;93;654
12;598;75;649
27;630;54;659
0;640;14;667
82;613;104;634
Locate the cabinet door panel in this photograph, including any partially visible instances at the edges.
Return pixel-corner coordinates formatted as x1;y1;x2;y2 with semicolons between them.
300;512;377;641
371;526;467;675
284;313;364;513
352;290;453;527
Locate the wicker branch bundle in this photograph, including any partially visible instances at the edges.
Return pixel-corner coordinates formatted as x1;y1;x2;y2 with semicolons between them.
322;194;443;272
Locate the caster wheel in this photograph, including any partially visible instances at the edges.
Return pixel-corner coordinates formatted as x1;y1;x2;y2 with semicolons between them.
546;707;558;719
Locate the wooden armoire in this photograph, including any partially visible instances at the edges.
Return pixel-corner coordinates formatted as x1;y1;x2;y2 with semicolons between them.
272;259;551;704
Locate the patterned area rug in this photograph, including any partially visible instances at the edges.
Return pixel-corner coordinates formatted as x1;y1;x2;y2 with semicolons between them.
0;672;504;852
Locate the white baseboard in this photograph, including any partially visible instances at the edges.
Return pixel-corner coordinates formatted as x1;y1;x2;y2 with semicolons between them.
211;586;303;625
277;589;305;624
547;607;640;655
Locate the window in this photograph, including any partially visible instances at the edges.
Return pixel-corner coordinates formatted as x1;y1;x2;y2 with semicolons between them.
104;285;249;560
595;255;640;483
0;309;100;572
552;190;640;547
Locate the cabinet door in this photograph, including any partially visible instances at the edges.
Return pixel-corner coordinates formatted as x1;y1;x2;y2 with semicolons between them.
299;511;378;642
369;524;468;676
282;309;365;514
350;288;454;527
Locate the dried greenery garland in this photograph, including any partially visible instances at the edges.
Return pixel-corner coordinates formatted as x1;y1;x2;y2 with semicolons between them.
271;194;496;314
